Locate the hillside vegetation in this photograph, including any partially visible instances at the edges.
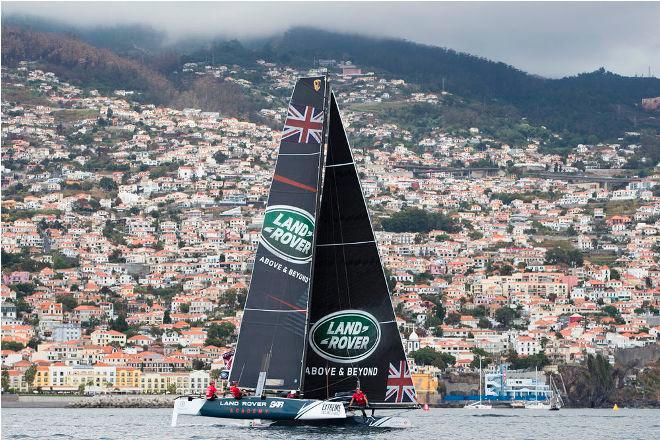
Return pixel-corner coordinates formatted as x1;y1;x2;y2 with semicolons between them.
3;22;659;146
1;27;263;120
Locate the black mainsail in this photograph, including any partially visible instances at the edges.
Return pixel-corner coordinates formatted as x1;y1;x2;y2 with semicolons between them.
230;77;328;391
302;93;417;406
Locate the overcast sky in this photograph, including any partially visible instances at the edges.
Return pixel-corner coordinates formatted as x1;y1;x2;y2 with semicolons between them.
3;1;659;78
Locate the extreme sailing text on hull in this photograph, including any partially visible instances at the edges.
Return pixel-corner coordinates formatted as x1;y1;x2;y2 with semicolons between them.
171;76;418;428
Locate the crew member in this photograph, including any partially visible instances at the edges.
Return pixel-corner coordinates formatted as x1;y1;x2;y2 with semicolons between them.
286;390;299;399
229;381;243;400
349;387;374;421
206;380;218;401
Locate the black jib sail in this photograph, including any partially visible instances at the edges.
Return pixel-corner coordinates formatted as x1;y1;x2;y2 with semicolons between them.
229;77;328;391
302;93;417;406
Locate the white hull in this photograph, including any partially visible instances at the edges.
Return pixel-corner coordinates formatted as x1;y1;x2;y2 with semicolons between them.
525;401;551;410
463;402;493;409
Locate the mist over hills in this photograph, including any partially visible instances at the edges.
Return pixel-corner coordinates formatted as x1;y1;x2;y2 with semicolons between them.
2;17;659;146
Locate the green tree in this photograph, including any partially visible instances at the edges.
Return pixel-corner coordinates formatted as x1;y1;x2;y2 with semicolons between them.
546;245;584;267
1;341;24;351
495;306;519;329
477;317;492;329
507;350;550;370
470;348;493;369
99;177;118;192
409;347;456;369
213;151;229;164
445;312;461;326
2;370;9;391
110;314;129;333
497;264;512;276
179;303;190;313
468;231;483;240
610;268;620;280
205;322;236;347
381;208;461;233
433;302;446;322
24;364;37;388
56;295;78;312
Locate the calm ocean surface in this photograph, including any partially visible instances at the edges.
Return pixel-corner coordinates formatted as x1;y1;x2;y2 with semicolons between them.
2;408;659;440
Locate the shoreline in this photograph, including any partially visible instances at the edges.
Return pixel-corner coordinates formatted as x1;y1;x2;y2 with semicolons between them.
1;394;176;409
2;394;657;409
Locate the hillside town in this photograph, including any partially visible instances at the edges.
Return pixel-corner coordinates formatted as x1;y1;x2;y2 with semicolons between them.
1;59;658;400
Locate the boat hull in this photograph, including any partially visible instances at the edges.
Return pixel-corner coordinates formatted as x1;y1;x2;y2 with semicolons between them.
171;396;345;425
172;396;412;428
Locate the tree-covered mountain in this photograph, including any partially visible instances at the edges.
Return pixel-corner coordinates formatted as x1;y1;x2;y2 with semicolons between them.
1;27;266;120
268;29;659;142
2;20;658;145
184;27;660;143
1;27;176;105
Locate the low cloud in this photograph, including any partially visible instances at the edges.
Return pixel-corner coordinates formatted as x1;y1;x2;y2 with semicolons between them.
3;1;659;78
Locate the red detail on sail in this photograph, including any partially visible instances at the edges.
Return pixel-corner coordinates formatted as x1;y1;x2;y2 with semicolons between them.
273;174;318;192
267;294;307;313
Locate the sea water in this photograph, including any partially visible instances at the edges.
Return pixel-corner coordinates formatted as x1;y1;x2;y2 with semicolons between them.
1;407;658;440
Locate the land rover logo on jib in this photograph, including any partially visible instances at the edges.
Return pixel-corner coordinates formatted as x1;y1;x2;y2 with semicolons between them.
261;205;315;264
309;310;381;363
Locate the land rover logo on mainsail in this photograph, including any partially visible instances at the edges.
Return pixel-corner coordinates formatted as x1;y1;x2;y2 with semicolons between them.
261;205;315;264
309;310;381;363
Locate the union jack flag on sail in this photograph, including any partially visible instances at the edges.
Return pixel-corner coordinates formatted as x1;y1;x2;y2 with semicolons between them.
385;360;417;403
282;104;324;144
222;349;234;370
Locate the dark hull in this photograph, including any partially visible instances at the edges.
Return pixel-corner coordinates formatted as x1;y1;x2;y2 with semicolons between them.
200;397;314;420
172;396;346;422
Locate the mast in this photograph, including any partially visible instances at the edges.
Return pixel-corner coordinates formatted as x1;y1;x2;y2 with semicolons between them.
479;356;482;404
535;366;539;401
229;76;328;392
298;77;330;393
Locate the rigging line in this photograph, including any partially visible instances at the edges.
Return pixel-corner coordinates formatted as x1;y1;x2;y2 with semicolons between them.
303;375;358;393
237;364;245;384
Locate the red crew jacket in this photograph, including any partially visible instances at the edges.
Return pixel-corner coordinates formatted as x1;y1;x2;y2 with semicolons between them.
230;385;242;399
206;384;217;399
352;391;367;406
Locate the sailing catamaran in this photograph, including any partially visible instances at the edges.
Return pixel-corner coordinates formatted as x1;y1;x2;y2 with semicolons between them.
171;76;418;428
